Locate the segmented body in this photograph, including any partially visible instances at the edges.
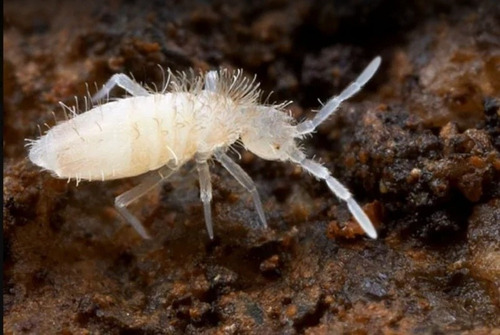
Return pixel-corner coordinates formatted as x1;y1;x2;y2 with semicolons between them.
29;91;241;181
27;57;381;239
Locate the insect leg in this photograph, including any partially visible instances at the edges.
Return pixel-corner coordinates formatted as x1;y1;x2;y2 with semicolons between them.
287;148;377;239
115;165;176;239
296;56;381;135
92;73;149;103
214;150;267;229
204;71;219;92
195;156;214;239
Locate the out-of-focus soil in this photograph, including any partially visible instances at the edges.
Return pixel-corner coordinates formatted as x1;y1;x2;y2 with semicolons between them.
3;0;499;334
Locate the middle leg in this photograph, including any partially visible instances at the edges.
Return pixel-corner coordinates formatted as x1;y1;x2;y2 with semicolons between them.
204;70;219;92
196;154;214;239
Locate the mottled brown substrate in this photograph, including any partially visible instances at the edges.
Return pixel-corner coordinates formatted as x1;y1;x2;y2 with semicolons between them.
4;0;499;334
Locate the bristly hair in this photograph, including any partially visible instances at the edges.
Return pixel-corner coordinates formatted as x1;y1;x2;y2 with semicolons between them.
167;68;205;95
212;69;262;107
162;68;264;108
99;66;285;115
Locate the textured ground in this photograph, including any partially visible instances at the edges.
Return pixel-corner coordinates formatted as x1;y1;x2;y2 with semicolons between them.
3;0;499;334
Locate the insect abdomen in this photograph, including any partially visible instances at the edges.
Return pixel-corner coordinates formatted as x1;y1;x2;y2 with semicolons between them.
29;95;197;181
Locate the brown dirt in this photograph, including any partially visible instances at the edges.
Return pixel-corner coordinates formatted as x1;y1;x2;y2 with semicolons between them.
3;0;499;334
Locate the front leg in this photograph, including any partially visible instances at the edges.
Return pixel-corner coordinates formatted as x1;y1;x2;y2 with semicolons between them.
214;149;267;228
92;73;150;103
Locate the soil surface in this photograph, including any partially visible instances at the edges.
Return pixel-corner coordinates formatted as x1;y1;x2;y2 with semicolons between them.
3;0;499;334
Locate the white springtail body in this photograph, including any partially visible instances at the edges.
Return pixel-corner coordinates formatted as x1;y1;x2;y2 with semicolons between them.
27;57;381;239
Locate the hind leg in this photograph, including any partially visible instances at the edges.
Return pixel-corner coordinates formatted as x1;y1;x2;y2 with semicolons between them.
115;165;176;239
92;74;149;102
